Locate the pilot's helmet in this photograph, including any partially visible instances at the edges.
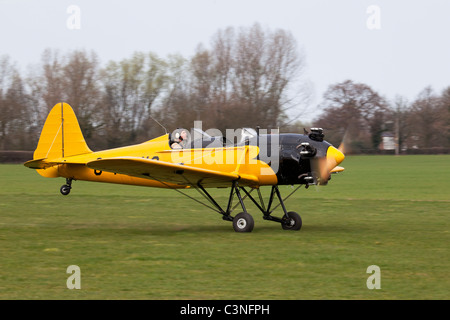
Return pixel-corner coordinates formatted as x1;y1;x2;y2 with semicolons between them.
172;128;189;143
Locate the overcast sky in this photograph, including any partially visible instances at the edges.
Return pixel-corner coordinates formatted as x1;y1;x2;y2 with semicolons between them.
1;0;449;121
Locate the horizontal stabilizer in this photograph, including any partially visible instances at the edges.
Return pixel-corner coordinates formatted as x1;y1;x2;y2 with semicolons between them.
24;158;55;169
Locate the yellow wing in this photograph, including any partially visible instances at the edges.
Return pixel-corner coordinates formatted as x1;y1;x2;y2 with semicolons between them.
86;157;259;188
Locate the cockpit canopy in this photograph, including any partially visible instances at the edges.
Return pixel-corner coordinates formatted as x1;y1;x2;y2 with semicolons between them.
169;127;258;149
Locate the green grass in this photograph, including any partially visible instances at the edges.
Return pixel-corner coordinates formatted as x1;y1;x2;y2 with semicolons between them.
0;155;449;299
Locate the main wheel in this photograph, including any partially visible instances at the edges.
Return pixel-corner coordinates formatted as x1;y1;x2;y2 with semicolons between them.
281;211;302;231
232;212;254;233
60;184;71;196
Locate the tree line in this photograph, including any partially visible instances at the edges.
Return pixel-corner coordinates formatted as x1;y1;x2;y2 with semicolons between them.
0;23;448;154
0;24;307;151
316;80;449;154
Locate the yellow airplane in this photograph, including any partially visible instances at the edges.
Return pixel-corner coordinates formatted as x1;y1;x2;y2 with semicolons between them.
25;102;345;232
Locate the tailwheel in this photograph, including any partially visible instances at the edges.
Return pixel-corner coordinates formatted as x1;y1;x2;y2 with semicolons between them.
60;178;73;196
233;212;254;233
281;211;302;231
60;184;71;196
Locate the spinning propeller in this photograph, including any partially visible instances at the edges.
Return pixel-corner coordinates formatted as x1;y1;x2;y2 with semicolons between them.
299;128;345;186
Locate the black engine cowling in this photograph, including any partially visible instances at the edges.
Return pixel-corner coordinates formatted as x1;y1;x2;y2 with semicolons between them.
257;132;332;186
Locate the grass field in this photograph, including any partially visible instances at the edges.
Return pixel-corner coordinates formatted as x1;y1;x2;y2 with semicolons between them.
0;155;449;299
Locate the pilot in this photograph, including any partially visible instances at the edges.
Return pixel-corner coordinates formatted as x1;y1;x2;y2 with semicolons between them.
171;130;188;149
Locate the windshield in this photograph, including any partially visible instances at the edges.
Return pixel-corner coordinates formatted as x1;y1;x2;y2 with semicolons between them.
191;128;212;140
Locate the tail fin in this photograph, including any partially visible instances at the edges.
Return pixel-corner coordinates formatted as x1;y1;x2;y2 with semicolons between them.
34;102;92;160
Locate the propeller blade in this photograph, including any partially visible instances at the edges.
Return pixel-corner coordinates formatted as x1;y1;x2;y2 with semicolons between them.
338;141;346;154
338;127;349;154
311;146;345;185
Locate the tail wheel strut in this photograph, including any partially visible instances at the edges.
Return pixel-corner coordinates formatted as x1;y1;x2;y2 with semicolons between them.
60;178;73;196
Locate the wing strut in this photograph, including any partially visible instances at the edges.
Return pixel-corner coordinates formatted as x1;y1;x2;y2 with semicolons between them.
133;163;306;232
239;184;303;223
142;170;226;214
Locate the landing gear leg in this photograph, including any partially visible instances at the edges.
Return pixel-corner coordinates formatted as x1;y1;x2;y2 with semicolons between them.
190;182;302;232
196;181;254;232
241;185;302;231
231;185;254;233
274;186;302;231
60;178;73;196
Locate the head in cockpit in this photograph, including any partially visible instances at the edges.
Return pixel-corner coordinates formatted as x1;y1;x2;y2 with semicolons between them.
171;129;188;149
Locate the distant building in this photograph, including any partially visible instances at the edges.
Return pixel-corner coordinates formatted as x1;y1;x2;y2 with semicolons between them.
379;132;395;150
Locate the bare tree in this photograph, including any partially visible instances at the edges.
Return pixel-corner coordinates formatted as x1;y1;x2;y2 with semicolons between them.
39;49;65;114
190;45;214;125
62;50;101;140
231;23;304;129
0;55;33;150
25;49;102;147
408;86;446;149
315;80;388;151
99;52;169;147
440;87;450;148
159;54;192;130
185;23;307;132
390;95;411;154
